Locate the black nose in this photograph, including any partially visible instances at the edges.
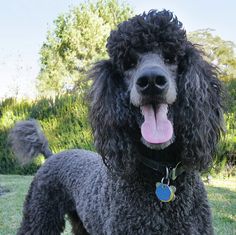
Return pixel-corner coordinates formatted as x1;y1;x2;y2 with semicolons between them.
136;67;169;96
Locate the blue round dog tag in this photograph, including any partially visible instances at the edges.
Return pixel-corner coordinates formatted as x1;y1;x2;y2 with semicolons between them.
155;183;176;202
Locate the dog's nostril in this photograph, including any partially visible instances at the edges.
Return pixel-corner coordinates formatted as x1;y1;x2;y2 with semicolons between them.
136;76;149;89
155;75;167;87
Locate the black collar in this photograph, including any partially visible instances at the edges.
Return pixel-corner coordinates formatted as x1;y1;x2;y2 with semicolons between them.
139;156;185;181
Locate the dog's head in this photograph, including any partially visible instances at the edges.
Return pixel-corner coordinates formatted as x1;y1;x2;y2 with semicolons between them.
89;10;224;174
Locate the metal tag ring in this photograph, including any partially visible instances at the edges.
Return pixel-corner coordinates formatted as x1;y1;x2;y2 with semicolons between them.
161;177;170;185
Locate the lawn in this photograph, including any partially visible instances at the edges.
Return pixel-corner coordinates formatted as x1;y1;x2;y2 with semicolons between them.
0;175;235;235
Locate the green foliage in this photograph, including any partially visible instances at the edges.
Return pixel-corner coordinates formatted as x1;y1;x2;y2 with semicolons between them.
212;113;236;176
37;0;133;97
0;98;32;174
226;79;236;112
0;95;94;174
188;29;236;81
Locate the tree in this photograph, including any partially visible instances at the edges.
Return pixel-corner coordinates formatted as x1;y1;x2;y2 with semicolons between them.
188;29;236;82
189;29;236;111
37;0;133;97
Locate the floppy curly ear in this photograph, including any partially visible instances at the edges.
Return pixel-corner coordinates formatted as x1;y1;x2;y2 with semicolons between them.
176;48;225;171
89;60;137;174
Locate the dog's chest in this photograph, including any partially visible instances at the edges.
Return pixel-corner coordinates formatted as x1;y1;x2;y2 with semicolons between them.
77;178;195;235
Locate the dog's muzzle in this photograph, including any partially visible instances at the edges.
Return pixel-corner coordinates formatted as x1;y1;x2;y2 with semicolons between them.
129;53;177;150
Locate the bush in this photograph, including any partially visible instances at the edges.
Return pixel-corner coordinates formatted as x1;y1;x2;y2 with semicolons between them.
212;113;236;176
0;90;235;175
0;94;94;174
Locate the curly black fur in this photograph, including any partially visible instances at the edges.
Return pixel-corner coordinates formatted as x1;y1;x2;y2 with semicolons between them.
89;60;140;175
107;10;187;72
174;48;224;170
11;10;224;235
90;10;224;174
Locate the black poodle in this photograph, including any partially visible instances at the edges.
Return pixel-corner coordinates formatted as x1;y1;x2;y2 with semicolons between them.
10;10;224;235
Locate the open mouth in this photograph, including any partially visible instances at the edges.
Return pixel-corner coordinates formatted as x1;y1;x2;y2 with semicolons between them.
140;104;174;149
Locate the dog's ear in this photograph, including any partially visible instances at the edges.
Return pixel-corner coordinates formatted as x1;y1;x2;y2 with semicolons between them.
176;48;225;171
89;60;137;174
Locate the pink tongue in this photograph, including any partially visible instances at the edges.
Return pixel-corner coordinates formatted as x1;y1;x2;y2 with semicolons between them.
141;104;173;144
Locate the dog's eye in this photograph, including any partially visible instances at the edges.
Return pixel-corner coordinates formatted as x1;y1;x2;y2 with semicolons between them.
123;49;139;71
164;58;171;63
124;60;137;70
164;56;177;64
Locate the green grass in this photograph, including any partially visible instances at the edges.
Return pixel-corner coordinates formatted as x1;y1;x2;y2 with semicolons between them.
0;175;71;235
0;175;32;235
206;178;236;234
0;175;235;235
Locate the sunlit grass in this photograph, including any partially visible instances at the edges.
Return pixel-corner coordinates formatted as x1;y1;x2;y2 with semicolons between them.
205;177;236;235
0;175;235;235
